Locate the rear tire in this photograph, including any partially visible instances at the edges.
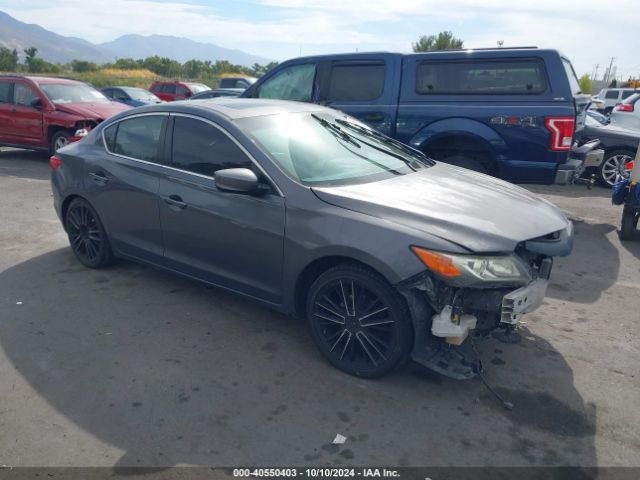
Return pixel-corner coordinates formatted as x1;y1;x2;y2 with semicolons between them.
621;206;639;240
306;263;413;378
65;198;115;269
598;150;633;187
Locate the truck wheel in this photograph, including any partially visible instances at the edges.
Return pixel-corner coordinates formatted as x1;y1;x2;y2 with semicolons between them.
439;155;487;174
621;206;639;240
50;130;71;153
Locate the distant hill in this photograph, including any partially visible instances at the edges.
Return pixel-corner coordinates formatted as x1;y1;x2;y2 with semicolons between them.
0;11;271;67
98;34;270;66
0;11;112;63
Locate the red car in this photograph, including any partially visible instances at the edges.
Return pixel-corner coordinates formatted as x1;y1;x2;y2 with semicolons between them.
149;81;210;101
0;75;130;153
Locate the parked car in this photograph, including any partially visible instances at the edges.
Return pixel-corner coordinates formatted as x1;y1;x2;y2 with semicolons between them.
102;86;163;107
218;76;256;89
50;99;573;379
242;48;589;185
190;88;244;100
0;75;130;153
592;88;639;114
609;93;640;131
586;109;609;125
579;113;638;186
149;81;210;101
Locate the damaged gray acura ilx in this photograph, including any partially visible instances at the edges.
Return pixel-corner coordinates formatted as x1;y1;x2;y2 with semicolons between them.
51;99;573;379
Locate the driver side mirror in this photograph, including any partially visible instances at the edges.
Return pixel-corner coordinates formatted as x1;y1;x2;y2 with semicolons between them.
214;168;259;193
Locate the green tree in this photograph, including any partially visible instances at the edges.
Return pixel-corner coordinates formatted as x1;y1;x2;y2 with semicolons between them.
250;61;278;77
578;74;593;94
0;47;19;71
23;47;38;71
70;60;98;72
142;56;182;77
412;31;464;52
182;59;206;79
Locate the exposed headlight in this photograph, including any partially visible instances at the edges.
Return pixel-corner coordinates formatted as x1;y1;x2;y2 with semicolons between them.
411;246;532;287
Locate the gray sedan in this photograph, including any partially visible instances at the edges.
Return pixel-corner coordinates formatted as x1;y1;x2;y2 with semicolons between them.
50;99;573;379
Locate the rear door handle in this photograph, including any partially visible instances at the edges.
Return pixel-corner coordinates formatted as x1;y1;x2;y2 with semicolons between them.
88;172;109;184
161;194;187;210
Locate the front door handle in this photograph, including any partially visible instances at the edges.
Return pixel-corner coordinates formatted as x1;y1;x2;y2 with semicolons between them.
161;194;187;210
89;172;109;184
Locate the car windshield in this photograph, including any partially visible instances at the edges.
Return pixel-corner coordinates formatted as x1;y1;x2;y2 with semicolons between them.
40;83;109;104
123;87;159;101
188;83;210;94
236;112;431;187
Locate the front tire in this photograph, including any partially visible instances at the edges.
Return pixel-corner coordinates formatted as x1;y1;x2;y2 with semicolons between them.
50;130;70;153
306;264;413;378
65;198;115;268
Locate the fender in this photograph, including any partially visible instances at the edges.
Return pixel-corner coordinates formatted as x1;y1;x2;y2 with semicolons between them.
408;117;509;160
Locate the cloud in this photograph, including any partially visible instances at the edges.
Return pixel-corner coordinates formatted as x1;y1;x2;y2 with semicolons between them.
0;0;636;77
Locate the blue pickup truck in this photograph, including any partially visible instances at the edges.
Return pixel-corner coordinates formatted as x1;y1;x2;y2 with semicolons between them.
241;48;589;184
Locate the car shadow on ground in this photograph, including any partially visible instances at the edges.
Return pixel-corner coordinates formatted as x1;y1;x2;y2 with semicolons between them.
0;248;597;470
545;220;620;304
0;148;50;181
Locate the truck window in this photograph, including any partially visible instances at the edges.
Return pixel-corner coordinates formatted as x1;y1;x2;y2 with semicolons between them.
258;63;316;102
561;58;582;94
327;63;385;102
416;59;546;95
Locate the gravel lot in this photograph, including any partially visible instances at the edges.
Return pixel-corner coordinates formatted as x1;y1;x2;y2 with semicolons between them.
0;147;639;468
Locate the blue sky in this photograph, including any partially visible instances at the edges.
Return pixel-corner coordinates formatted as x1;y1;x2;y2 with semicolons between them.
1;0;637;80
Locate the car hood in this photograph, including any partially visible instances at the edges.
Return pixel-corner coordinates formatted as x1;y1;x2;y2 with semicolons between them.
312;163;570;253
54;101;131;119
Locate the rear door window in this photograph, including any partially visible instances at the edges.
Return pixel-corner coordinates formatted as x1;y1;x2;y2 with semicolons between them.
416;59;546;94
161;84;176;94
604;90;619;99
258;63;316;102
13;83;40;107
171;116;252;177
327;63;385;102
0;82;12;103
108;115;165;162
176;85;189;96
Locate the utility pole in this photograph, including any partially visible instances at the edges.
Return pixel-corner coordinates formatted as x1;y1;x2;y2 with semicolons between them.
605;57;615;84
592;64;600;81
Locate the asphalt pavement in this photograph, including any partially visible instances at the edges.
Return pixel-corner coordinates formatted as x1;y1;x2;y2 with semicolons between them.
0;148;639;468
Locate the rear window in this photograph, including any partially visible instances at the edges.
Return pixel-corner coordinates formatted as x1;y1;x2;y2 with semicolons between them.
327;63;385;102
416;59;547;95
622;93;640;105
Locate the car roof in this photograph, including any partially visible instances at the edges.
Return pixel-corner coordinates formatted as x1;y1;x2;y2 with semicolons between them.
129;98;328;120
0;74;85;85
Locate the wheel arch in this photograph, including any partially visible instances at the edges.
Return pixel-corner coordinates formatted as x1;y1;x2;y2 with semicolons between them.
292;254;399;319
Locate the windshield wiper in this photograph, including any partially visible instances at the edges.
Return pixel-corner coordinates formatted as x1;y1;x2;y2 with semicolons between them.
311;114;361;148
335;118;436;166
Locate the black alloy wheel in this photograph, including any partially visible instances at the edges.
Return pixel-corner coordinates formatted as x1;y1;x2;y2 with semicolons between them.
307;264;413;378
65;198;114;268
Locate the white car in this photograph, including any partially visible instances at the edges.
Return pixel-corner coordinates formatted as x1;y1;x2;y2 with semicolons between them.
593;88;639;114
610;93;640;131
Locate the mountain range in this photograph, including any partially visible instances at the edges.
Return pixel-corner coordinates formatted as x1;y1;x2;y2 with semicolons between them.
0;11;271;67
